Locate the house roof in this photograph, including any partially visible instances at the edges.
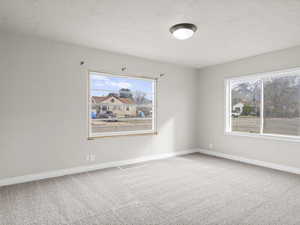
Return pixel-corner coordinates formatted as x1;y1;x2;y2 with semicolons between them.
92;96;108;103
119;98;134;104
92;96;134;104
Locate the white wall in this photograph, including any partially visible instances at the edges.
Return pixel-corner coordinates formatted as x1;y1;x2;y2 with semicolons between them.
0;32;198;179
197;46;300;169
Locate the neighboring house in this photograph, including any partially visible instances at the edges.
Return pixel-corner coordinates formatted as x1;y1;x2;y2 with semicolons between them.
232;102;244;116
91;95;136;117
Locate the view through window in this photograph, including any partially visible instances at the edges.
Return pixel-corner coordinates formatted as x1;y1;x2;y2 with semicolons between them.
88;71;156;138
231;79;261;133
226;68;300;138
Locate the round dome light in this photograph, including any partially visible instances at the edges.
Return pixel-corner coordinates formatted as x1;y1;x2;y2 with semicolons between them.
170;23;197;40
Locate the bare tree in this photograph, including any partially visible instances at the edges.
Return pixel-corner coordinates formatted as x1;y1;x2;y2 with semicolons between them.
134;91;146;104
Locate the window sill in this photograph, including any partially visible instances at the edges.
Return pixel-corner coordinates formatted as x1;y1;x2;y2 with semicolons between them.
88;130;157;140
224;131;300;143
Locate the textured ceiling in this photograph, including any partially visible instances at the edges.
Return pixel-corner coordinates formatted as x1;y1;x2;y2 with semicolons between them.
1;0;300;68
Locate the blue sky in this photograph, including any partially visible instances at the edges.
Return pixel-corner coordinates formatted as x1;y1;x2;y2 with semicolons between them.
90;72;154;100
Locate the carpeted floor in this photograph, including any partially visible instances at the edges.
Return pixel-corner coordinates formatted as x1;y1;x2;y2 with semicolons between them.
1;153;300;225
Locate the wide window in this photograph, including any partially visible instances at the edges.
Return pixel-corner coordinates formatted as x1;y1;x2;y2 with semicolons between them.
225;68;300;140
88;71;157;138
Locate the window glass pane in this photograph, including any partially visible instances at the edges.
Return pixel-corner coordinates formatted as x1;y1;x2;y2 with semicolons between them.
263;74;300;136
91;118;153;133
89;72;155;136
231;79;261;133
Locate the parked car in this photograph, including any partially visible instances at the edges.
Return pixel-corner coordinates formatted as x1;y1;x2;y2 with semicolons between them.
232;112;240;118
97;111;118;121
91;111;97;119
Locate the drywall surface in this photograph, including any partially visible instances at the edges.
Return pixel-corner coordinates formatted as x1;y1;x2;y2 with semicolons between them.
197;46;300;168
0;32;198;179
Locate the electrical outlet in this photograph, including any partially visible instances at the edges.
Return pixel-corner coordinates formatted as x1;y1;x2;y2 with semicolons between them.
209;143;213;149
86;153;96;162
90;154;96;161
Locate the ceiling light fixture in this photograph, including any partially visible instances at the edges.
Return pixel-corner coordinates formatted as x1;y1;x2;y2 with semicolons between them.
170;23;197;40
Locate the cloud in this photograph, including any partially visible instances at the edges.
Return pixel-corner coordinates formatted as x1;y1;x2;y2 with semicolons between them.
91;75;109;81
91;75;132;90
110;82;131;89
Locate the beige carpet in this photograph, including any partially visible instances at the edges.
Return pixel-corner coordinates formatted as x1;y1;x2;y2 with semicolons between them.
1;153;300;225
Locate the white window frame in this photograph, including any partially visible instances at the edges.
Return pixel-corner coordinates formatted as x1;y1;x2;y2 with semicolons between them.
225;67;300;143
88;70;157;139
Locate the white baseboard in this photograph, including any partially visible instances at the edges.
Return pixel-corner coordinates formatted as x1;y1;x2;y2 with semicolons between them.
0;149;198;187
197;149;300;175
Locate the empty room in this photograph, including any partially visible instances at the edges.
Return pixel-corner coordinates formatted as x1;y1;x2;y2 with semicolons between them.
1;0;300;224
